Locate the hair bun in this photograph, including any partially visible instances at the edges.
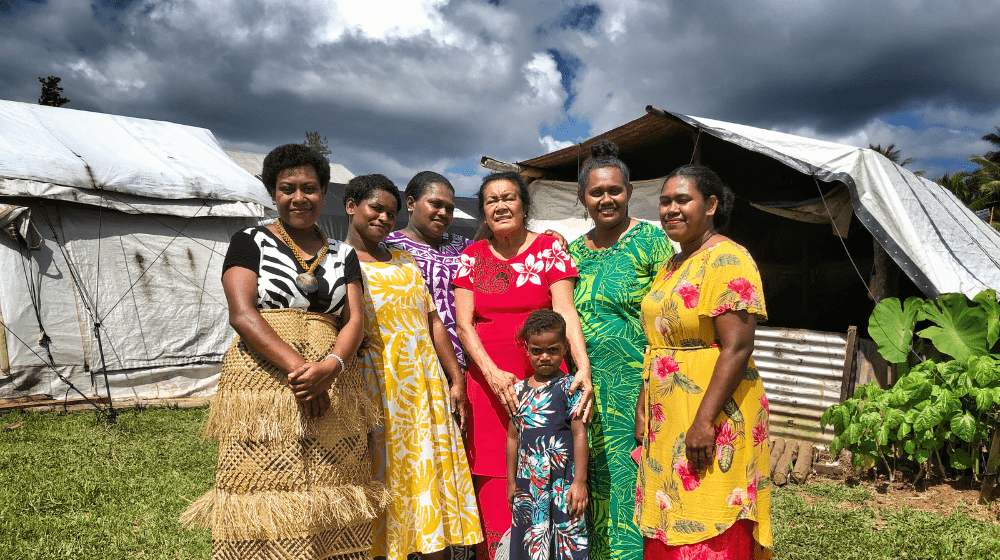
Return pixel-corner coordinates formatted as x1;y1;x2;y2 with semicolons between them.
590;139;619;159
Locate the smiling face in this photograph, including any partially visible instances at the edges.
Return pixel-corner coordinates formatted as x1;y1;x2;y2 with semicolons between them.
407;183;455;241
659;175;717;244
273;165;324;231
581;166;632;231
525;330;567;378
482;179;526;236
347;189;398;244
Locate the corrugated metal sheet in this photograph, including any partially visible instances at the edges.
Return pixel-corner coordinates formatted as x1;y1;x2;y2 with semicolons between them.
753;326;852;444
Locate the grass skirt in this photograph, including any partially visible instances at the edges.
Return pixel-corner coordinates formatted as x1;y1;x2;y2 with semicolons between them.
181;308;389;560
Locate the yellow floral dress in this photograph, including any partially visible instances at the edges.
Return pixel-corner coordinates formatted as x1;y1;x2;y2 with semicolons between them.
635;240;773;558
357;247;482;559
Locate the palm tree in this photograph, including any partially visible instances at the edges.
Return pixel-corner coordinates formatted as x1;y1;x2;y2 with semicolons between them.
869;143;925;176
969;156;1000;207
981;126;1000;164
936;171;975;204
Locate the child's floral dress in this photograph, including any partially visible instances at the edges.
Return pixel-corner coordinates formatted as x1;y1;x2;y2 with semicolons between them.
510;375;588;560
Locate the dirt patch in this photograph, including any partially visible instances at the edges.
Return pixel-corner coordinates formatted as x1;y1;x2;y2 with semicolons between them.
789;446;1000;524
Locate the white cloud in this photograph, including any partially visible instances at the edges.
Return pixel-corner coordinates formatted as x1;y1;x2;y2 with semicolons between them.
520;52;565;107
540;135;574;153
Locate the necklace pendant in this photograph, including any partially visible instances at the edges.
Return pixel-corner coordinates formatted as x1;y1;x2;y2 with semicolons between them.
296;273;319;294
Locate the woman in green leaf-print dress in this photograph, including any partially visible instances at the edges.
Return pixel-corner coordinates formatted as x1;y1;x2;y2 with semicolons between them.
568;141;674;560
635;165;772;560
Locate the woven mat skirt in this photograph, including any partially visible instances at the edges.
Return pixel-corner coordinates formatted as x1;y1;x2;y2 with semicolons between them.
181;308;389;560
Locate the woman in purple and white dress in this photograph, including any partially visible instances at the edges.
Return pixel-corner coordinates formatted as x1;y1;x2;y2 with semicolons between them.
385;171;472;370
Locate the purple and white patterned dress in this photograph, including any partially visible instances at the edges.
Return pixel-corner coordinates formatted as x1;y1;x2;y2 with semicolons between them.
386;230;472;367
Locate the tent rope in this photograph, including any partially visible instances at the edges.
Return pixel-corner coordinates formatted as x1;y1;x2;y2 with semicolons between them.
812;176;876;301
690;128;702;164
17;243;54;365
0;319;113;420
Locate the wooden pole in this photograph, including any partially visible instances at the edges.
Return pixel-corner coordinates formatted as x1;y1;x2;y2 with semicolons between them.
0;304;8;376
980;429;1000;504
791;441;814;484
871;239;899;303
773;441;799;486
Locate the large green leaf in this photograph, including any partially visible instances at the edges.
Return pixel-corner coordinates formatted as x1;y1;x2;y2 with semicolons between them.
950;411;977;442
917;293;989;360
950;448;974;470
913;405;944;432
972;289;1000;348
868;297;922;363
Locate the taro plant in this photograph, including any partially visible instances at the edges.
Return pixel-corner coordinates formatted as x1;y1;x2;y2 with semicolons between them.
821;289;1000;500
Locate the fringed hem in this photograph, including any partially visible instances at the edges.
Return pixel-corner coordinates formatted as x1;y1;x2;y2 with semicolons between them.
180;481;391;540
202;386;382;442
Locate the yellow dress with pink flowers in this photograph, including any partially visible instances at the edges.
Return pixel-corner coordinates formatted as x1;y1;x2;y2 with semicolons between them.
634;240;773;559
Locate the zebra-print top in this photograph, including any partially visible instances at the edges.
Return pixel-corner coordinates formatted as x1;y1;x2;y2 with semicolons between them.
222;226;361;315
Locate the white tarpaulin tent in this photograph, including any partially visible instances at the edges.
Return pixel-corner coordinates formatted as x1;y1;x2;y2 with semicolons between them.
674;112;1000;298
0;100;269;405
517;108;1000;299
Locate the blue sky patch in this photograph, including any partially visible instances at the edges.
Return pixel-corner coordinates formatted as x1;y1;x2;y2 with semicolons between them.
559;4;601;32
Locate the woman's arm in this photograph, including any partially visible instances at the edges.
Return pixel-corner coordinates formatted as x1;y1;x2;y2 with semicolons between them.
549;278;595;423
429;308;468;430
566;414;589;518
685;309;758;472
455;286;518;416
223;266;327;417
635;382;647;445
506;419;518;509
223;266;308;373
287;280;365;414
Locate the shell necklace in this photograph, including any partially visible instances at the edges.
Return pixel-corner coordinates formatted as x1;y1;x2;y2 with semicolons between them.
274;220;328;294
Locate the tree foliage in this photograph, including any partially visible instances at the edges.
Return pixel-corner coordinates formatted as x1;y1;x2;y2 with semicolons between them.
825;290;1000;481
302;131;331;157
37;75;69;107
869;143;924;176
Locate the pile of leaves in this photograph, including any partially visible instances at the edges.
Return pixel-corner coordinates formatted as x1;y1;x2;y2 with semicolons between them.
821;290;999;486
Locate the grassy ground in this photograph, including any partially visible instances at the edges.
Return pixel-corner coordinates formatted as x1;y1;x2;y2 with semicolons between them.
0;406;215;559
2;407;999;559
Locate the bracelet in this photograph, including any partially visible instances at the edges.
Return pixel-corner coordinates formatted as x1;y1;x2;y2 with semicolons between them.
324;353;345;373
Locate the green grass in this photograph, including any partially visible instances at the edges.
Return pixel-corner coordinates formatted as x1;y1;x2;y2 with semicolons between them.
2;407;999;560
0;406;215;560
773;485;1000;560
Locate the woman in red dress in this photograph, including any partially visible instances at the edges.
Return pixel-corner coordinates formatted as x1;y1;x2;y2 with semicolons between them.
453;171;595;559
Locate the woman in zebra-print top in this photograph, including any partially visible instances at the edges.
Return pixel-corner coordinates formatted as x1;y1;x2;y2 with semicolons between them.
183;144;387;560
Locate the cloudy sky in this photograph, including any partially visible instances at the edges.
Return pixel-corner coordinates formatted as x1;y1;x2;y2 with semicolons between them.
2;0;999;195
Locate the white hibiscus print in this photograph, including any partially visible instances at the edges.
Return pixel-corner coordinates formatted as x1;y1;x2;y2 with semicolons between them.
512;253;545;286
456;254;475;278
539;241;569;273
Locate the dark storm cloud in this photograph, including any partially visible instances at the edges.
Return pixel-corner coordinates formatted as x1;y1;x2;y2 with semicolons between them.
2;0;998;190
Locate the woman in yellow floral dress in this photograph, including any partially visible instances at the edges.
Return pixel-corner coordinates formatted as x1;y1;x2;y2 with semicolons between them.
634;165;773;560
344;174;482;560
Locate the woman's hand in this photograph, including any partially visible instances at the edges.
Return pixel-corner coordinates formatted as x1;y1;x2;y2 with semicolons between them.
288;360;338;403
568;366;595;423
487;367;519;417
543;229;569;248
685;417;716;472
303;390;331;418
450;377;469;431
566;481;588;518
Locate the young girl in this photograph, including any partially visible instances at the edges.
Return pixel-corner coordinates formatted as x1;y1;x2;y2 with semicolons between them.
506;309;589;560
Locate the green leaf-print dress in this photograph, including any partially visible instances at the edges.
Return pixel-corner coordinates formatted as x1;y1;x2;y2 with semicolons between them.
635;240;773;558
569;221;674;560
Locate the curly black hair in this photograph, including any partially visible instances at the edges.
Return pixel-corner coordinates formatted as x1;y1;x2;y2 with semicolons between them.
261;143;331;198
343;174;401;212
578;139;631;193
518;309;567;345
665;164;736;231
477;171;531;220
405;171;455;204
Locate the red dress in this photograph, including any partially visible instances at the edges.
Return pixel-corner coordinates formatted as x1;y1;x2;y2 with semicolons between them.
452;233;577;558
